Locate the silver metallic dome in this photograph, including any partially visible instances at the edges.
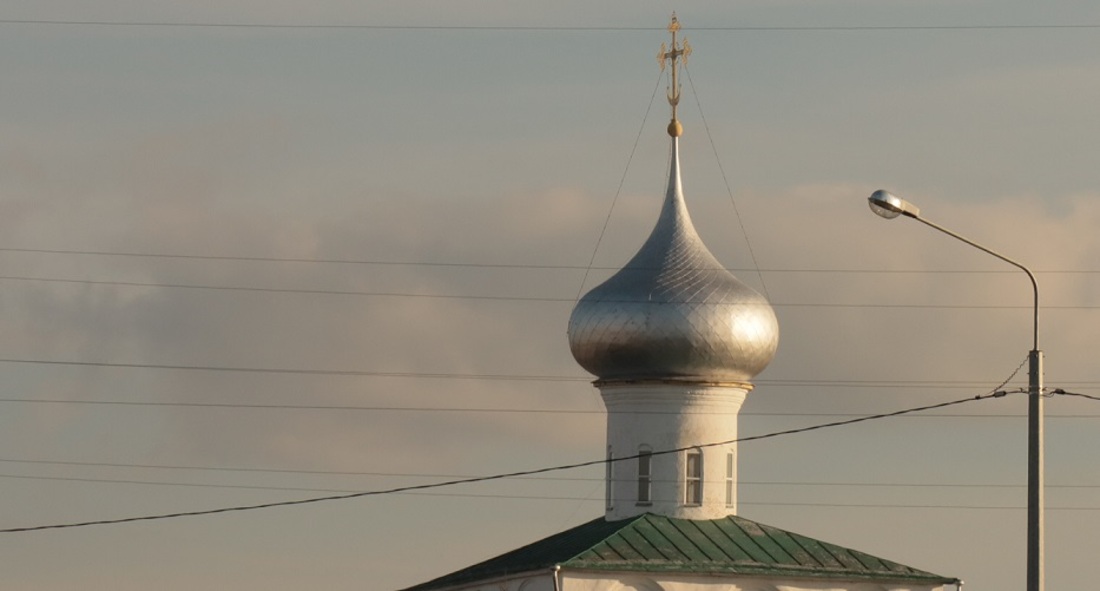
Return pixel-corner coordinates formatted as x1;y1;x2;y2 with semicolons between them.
568;138;779;383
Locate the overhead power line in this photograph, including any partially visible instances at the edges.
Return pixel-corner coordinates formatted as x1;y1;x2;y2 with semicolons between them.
6;473;1098;511
1;20;1100;31
1;246;1097;274
0;247;586;269
1;357;1089;388
1053;390;1100;402
0;400;1072;413
2;275;1096;309
0;392;1003;533
0;358;586;380
6;457;1100;489
2;399;1096;414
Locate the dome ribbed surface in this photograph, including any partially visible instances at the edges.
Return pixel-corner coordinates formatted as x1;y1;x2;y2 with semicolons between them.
568;139;778;382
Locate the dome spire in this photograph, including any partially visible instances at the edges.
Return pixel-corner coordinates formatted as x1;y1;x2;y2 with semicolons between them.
658;12;691;138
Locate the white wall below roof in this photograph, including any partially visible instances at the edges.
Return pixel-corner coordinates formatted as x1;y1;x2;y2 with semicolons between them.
601;382;748;520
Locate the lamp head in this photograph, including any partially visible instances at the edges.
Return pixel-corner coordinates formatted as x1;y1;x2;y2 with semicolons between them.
868;189;920;219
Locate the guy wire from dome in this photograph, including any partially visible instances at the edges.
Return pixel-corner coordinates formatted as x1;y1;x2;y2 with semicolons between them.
567;14;779;385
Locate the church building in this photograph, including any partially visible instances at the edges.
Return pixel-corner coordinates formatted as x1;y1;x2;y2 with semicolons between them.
402;15;959;591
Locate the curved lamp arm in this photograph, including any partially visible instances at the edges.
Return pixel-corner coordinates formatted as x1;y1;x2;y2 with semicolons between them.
868;190;1039;350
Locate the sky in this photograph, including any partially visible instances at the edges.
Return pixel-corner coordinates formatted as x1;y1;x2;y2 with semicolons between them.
2;1;1100;590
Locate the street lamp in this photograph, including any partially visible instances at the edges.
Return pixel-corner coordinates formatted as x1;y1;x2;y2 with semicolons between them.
868;189;1044;591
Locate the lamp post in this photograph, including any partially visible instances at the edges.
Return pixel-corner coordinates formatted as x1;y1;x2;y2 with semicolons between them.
868;189;1043;591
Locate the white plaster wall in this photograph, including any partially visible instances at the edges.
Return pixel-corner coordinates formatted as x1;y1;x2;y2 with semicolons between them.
601;382;748;520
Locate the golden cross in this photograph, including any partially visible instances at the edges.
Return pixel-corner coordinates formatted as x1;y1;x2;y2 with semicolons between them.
657;13;692;136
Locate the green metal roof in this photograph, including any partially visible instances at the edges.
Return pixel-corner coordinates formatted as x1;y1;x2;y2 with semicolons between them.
400;513;956;590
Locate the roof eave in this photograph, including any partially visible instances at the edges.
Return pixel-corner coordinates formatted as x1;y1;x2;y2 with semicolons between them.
561;562;957;585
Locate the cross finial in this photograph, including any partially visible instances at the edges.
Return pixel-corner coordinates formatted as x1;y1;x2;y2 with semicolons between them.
657;12;691;137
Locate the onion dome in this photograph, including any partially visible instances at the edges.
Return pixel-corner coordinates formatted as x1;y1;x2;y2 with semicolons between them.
568;139;779;383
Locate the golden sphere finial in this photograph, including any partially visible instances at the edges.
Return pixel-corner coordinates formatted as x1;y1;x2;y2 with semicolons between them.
667;119;683;137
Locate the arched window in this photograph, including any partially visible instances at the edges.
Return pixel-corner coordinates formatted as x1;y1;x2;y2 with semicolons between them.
636;446;653;506
725;450;735;507
684;448;703;505
605;446;614;510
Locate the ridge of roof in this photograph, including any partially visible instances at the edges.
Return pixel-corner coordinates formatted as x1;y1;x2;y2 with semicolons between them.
398;513;955;591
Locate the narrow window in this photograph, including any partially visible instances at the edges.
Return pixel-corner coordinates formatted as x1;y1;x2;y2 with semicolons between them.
685;449;703;505
637;448;653;505
725;451;735;507
605;446;614;510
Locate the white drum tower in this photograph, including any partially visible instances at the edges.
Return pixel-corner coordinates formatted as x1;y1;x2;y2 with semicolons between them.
567;14;779;521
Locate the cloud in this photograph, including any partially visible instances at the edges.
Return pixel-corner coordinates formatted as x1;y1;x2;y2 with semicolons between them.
7;137;1098;482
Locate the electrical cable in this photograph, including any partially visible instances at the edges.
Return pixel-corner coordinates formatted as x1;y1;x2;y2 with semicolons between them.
2;275;1093;309
0;391;1003;533
6;460;1100;488
991;355;1028;394
0;399;1056;411
2;20;1100;31
0;394;1076;408
0;358;588;380
6;473;1098;510
0;357;1092;388
1051;389;1100;402
0;247;588;268
8;397;1100;417
1;247;1097;274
